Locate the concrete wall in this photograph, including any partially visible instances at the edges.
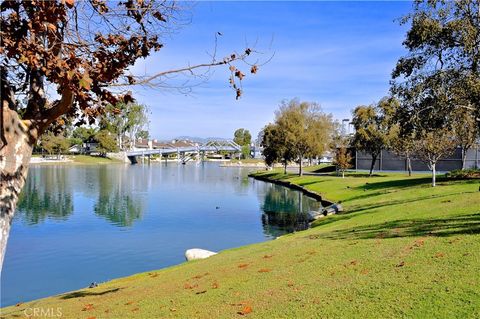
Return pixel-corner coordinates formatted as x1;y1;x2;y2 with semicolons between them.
355;147;480;172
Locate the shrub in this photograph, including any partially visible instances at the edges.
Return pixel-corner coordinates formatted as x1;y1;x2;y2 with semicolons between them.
445;169;480;179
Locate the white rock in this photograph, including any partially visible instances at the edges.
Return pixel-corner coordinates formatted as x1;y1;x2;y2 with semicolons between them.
185;248;217;261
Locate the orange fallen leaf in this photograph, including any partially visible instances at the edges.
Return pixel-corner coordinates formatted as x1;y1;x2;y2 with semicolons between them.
435;252;445;258
86;317;96;319
238;264;249;269
82;304;94;311
263;255;273;259
131;307;139;312
258;268;271;273
124;301;134;305
212;282;219;289
237;305;253;315
170;308;177;312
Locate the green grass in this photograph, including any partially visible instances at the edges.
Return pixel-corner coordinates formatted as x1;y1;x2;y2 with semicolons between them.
2;171;479;318
69;155;123;164
230;158;265;164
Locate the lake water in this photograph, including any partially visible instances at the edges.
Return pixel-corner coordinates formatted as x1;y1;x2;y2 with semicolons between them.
1;162;322;307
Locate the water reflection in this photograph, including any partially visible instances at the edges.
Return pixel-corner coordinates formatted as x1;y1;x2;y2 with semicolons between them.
16;167;74;224
260;183;322;235
94;167;144;227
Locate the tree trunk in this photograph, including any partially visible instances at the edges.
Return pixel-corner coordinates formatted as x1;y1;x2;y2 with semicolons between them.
369;154;377;176
0;107;36;271
299;156;303;176
342;170;345;178
461;147;467;170
431;162;436;187
283;161;287;174
406;155;412;177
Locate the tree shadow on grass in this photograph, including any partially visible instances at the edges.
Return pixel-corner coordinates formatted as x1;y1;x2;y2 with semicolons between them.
60;287;123;300
344;192;475;214
316;213;480;240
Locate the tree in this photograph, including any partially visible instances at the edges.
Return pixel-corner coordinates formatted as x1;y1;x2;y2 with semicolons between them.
334;146;352;178
351;102;391;176
413;128;457;187
40;132;70;159
94;130;119;157
452;109;479;170
392;0;480;137
261;123;294;174
233;128;252;159
137;130;150;140
389;129;416;177
0;0;261;268
72;127;96;143
274;99;333;176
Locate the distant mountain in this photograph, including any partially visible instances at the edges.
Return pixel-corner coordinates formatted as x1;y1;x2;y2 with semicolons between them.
173;136;230;143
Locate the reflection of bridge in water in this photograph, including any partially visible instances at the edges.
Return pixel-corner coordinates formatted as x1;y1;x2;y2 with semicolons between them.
125;140;242;164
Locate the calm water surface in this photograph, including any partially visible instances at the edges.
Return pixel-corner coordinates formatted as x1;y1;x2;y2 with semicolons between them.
1;162;321;306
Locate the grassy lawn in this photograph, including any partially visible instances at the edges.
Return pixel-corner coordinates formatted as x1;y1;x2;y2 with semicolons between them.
69;155;123;164
230;158;265;164
2;171;479;318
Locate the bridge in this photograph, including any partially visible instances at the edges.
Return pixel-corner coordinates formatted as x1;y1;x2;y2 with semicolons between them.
125;140;242;164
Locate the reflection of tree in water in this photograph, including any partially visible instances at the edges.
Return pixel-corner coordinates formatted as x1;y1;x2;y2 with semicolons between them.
260;184;322;236
94;167;143;227
16;167;73;225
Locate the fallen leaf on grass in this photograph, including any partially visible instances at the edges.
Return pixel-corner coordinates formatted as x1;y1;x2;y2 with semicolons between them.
263;255;273;259
124;301;134;305
86;317;96;319
170;308;177;312
131;307;139;312
192;272;209;279
82;304;94;311
237;306;252;315
238;264;249;269
258;268;271;273
15;303;22;307
360;269;369;275
306;251;316;255
196;290;207;295
149;273;159;278
396;261;405;267
413;239;425;248
184;283;198;289
212;282;219;289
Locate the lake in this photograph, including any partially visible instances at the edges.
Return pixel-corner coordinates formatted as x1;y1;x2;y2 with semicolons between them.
1;162;322;307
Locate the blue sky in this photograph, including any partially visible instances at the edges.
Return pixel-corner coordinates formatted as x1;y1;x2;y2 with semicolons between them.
131;1;412;140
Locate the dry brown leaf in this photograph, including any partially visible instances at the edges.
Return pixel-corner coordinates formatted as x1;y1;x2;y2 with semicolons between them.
258;268;271;273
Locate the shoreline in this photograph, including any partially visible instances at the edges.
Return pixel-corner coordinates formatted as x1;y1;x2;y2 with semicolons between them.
248;171;335;207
